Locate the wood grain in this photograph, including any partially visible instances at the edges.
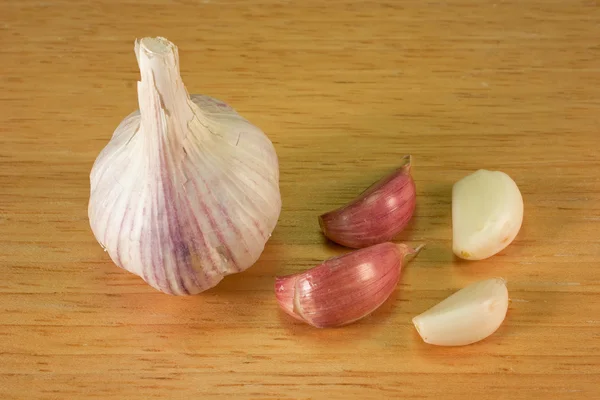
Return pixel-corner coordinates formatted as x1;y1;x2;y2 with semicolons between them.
1;0;599;398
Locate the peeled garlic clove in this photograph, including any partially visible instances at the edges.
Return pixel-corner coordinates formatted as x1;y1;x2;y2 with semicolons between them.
412;278;509;346
319;156;416;249
88;37;281;295
452;169;523;260
275;242;422;328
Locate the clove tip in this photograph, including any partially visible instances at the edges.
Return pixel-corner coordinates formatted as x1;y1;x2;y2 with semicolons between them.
401;155;412;172
317;214;327;234
398;242;425;261
413;243;426;254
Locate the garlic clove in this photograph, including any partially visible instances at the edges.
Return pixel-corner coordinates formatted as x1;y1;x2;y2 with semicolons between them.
319;156;416;249
275;242;422;328
412;278;509;346
88;37;281;295
452;169;523;260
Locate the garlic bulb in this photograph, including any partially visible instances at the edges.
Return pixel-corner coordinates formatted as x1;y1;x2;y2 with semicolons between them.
88;37;281;295
319;155;416;248
452;169;523;260
412;278;509;346
275;242;422;328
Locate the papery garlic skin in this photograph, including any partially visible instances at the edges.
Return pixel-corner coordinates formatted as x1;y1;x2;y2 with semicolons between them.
319;156;416;249
88;37;281;295
412;278;509;346
452;170;523;260
273;272;304;322
275;243;422;328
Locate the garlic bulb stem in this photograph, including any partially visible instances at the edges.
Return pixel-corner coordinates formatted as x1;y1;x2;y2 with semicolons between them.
136;37;193;127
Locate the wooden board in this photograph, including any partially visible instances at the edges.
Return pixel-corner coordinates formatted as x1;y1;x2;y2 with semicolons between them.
1;0;599;398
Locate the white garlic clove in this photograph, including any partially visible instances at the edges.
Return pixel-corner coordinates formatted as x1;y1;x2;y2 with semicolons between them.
452;169;523;260
88;37;281;295
412;278;509;346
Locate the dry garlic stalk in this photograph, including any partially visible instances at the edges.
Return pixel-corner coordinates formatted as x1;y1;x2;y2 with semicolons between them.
88;37;281;295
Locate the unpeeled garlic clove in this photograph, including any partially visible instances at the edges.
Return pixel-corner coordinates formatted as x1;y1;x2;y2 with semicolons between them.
275;242;422;328
412;278;509;346
319;156;416;249
452;169;523;260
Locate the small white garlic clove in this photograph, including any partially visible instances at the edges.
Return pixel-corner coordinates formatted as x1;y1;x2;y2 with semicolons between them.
452;169;523;260
319;156;416;249
412;278;509;346
275;242;423;328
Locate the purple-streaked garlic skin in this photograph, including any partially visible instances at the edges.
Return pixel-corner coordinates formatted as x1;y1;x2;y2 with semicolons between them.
319;156;416;249
274;242;421;328
88;37;281;295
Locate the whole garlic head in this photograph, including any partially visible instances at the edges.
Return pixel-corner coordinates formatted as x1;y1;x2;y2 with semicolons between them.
88;37;281;295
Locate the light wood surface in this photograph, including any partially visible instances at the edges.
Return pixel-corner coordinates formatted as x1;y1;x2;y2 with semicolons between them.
1;1;599;398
